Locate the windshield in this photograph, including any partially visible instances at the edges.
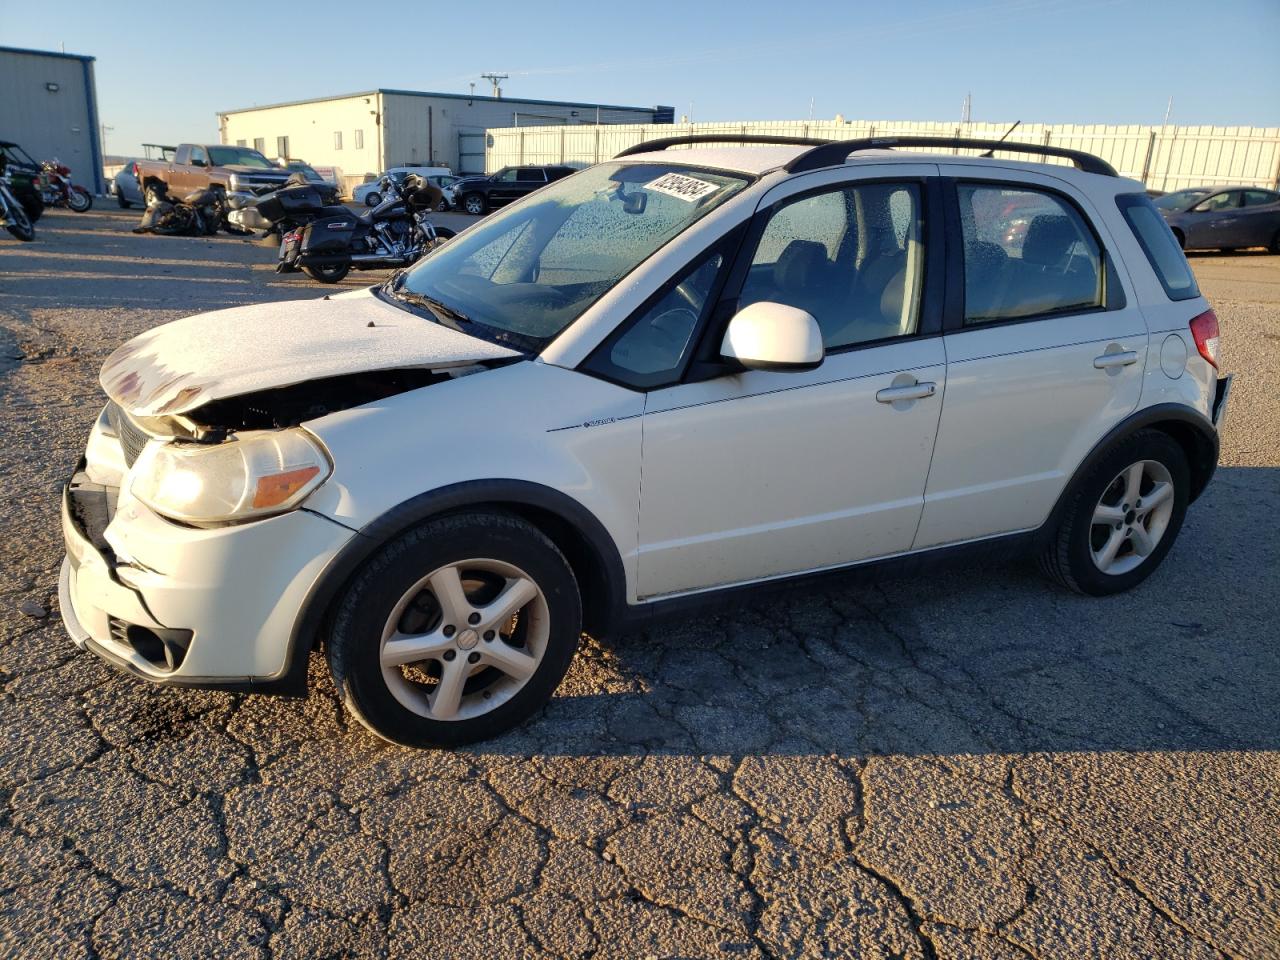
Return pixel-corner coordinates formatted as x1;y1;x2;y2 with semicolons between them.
393;162;750;351
1153;189;1209;212
207;146;275;169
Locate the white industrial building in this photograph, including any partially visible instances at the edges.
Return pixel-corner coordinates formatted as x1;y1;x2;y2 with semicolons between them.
219;89;672;187
0;45;105;194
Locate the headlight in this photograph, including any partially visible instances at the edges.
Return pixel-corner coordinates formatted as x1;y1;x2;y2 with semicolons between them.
228;173;242;191
130;429;331;523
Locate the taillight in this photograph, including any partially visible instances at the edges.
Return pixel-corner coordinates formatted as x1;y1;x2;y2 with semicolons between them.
1189;309;1220;370
132;162;140;178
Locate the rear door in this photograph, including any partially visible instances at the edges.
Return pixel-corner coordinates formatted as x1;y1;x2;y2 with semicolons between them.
514;167;548;201
632;165;948;597
914;172;1148;548
1239;190;1280;247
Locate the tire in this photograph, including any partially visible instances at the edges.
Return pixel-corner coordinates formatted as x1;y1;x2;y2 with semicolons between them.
328;512;582;747
364;192;381;208
302;261;351;283
1039;430;1190;596
463;193;486;216
68;187;92;212
116;192;131;209
426;226;456;252
4;201;35;241
435;198;450;212
20;194;43;223
1171;228;1186;250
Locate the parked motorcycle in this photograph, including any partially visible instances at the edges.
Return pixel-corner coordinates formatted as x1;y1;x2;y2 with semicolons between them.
132;183;224;236
0;167;36;241
277;173;455;283
39;159;93;212
225;172;315;240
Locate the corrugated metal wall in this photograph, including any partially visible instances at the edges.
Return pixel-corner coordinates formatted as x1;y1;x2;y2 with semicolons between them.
486;119;1280;190
0;48;104;192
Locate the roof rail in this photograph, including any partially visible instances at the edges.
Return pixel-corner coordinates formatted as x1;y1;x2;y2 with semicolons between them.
614;133;1118;177
786;137;1118;176
614;134;832;158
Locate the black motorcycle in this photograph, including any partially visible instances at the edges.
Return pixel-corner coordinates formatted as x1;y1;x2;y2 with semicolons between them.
132;184;225;236
276;173;455;283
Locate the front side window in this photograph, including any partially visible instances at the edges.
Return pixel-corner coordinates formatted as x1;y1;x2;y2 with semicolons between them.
738;182;924;349
1116;192;1199;301
958;184;1103;324
1197;191;1240;212
394;162;750;352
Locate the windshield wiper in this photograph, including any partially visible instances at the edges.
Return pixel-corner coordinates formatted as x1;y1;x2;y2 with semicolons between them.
384;279;471;329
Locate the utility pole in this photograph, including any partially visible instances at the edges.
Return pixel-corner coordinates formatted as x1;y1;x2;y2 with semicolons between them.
480;73;508;98
99;124;113;156
960;92;972;124
1162;95;1174;126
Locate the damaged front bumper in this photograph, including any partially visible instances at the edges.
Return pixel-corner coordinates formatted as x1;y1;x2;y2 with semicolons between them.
59;412;356;692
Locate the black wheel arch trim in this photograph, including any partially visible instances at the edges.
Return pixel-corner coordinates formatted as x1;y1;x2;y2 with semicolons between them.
284;479;630;691
1041;402;1219;542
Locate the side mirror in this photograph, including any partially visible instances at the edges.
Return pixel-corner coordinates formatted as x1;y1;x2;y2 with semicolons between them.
720;301;824;372
1191;201;1211;213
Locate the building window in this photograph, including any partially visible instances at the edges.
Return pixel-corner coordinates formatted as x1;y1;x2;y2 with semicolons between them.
253;137;265;153
235;139;246;147
334;131;343;150
277;136;290;159
354;129;364;150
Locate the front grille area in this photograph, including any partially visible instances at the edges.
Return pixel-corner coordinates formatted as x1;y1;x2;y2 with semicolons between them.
106;401;150;467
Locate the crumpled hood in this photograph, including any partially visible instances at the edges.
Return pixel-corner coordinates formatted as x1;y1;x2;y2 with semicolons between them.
101;289;521;417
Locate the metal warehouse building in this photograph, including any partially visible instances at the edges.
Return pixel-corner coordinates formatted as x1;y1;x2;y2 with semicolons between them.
218;89;672;185
0;46;105;194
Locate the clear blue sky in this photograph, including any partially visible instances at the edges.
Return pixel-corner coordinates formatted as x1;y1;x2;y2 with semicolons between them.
7;0;1279;157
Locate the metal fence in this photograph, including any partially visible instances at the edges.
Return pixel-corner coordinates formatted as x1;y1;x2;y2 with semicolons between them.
485;120;1280;191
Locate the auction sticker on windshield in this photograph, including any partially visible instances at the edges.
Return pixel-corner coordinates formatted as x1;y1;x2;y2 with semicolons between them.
645;172;721;203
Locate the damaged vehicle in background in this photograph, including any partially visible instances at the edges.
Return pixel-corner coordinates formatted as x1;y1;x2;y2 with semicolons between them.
60;135;1231;748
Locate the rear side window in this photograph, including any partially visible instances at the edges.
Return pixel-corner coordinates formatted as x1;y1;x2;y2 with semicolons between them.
957;184;1104;325
1243;190;1280;207
517;168;546;183
1115;193;1199;301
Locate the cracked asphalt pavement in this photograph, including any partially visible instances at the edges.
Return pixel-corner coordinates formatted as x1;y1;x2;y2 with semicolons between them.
1;208;1277;959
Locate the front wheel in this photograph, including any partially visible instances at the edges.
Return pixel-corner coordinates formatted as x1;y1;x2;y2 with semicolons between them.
463;193;486;216
1040;430;1189;596
301;261;350;283
364;191;381;207
435;198;450;212
67;187;92;212
4;202;35;241
144;183;165;205
328;512;582;747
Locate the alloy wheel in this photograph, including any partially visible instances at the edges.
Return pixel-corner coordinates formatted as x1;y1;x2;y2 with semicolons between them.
379;559;549;721
1089;460;1175;575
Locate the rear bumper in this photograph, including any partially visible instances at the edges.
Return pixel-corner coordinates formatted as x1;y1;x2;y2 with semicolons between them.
1212;374;1233;431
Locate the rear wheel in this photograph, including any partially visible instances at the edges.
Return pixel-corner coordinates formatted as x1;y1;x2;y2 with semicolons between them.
302;261;351;283
435;198;450;212
328;512;582;747
1171;228;1186;249
116;191;131;209
67;187;92;212
1040;430;1189;596
463;193;486;216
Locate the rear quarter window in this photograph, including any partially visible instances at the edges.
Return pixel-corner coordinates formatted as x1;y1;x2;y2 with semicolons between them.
1115;193;1200;301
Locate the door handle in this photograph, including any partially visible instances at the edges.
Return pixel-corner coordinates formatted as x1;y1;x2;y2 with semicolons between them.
1093;350;1138;369
876;381;937;404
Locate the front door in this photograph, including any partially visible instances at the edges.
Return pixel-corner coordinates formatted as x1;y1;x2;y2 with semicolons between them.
635;170;947;598
915;174;1148;548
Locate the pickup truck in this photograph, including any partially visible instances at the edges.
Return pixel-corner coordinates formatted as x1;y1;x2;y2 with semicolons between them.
133;144;293;206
